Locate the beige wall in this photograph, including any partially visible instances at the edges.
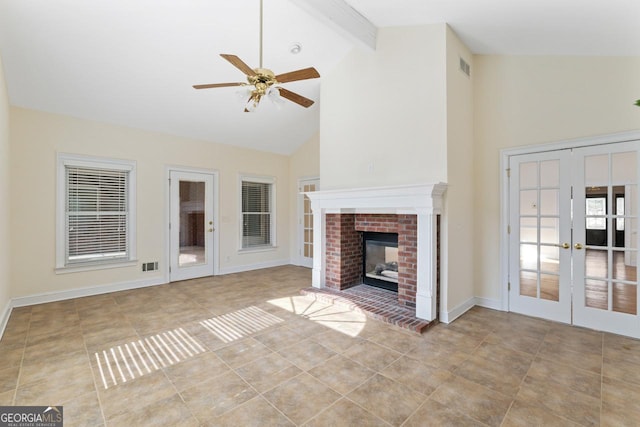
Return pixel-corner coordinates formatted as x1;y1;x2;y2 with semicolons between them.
0;55;10;317
319;24;448;189
288;132;319;264
442;27;475;312
10;107;291;298
473;55;640;302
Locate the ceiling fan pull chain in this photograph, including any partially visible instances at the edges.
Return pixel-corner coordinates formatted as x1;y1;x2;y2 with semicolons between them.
259;0;263;69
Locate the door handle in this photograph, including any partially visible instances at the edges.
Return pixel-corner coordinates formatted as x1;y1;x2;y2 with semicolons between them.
561;243;570;249
208;228;214;232
574;243;583;250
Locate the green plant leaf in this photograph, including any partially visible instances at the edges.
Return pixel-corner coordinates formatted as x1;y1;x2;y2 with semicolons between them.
636;99;640;107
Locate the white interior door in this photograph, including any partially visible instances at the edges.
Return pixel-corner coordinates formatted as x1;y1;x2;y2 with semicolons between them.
169;171;215;281
572;142;640;337
298;178;319;268
509;150;573;323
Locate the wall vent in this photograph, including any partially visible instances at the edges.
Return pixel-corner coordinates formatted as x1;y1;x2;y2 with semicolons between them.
459;57;471;77
142;261;159;272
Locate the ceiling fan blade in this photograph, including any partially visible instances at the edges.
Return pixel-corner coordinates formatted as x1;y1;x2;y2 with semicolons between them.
275;67;320;83
193;82;244;89
220;54;257;76
278;87;315;108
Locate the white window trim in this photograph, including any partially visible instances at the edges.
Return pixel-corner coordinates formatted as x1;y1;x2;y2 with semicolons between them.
238;174;277;252
56;153;137;273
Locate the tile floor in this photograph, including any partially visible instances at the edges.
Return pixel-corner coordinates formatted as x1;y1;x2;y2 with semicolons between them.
0;265;639;426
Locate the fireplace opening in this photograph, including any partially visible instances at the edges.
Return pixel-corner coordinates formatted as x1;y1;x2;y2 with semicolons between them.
363;232;399;292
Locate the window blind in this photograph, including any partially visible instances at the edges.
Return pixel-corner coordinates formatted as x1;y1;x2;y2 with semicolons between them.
241;181;272;248
66;166;129;263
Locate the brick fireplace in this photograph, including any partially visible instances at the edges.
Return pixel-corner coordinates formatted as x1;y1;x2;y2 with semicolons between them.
306;184;446;321
325;214;418;308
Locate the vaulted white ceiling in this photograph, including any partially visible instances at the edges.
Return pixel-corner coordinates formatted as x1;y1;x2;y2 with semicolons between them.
1;0;638;155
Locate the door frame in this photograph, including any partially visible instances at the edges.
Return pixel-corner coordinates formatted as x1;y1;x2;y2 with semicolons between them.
165;166;220;283
296;177;319;267
500;130;640;312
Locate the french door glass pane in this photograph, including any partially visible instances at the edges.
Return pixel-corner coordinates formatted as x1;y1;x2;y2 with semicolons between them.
179;181;205;266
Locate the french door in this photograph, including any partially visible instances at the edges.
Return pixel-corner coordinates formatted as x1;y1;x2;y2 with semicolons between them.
298;178;319;268
169;170;216;281
509;141;640;337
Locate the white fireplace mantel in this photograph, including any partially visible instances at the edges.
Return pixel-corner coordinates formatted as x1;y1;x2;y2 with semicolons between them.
305;183;447;321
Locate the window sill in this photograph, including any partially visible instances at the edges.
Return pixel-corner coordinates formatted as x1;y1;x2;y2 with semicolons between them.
55;260;138;274
238;246;278;255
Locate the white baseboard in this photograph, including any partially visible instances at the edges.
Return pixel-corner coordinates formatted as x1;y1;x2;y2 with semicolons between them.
218;259;291;275
11;276;166;308
0;299;11;341
440;296;475;324
474;296;502;311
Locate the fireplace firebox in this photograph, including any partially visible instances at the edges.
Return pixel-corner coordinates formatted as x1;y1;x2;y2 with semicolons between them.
363;232;399;292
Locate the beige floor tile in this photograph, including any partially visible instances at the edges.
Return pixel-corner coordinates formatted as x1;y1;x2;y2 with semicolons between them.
403;399;485;427
527;357;601;399
483;330;544;355
235;352;302;393
430;375;512;427
205;396;294;427
516;375;600;426
98;370;177;420
347;373;426;426
263;373;341;425
311;329;364;353
544;325;603;355
381;356;453;396
367;327;424;354
253;326;304;351
214;337;273;368
15;358;95;405
602;375;640;417
308;354;375;395
342;340;402;372
0;389;15;405
60;390;105;427
278;339;337;371
421;326;483;354
304;398;389;427
107;393;197;427
180;371;257;420
22;331;86;364
471;340;535;367
19;350;90;387
439;317;493;340
163;351;230;392
537;341;603;374
405;341;470;371
453;353;530;397
603;357;640;386
502;399;582;427
601;402;640;427
0;345;24;371
0;365;20;394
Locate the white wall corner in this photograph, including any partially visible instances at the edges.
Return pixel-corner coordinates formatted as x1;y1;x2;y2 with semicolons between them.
474;296;503;311
439;296;475;324
0;300;11;341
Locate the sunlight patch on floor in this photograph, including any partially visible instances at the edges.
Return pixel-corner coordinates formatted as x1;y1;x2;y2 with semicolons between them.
94;328;205;389
199;306;284;343
267;295;367;337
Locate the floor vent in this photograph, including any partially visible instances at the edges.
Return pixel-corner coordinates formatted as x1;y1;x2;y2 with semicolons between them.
142;261;158;272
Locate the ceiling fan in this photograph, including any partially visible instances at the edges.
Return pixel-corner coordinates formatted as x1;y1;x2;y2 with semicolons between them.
193;0;321;112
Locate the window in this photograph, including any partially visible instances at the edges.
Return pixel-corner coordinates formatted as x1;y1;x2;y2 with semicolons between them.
585;197;606;230
240;176;275;249
616;196;625;231
57;154;136;270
